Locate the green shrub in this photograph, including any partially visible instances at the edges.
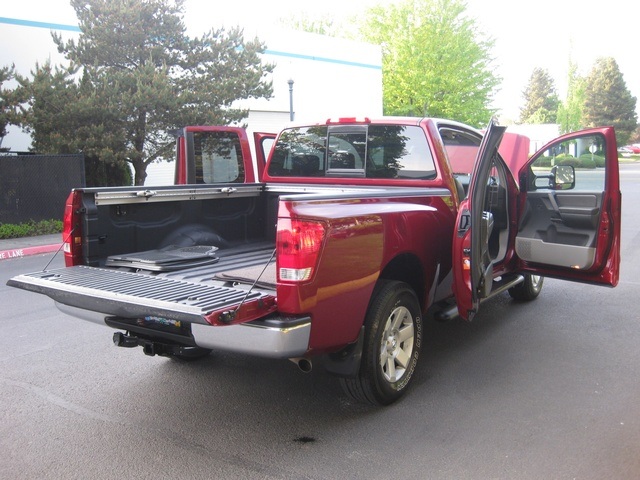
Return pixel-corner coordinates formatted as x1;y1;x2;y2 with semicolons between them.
580;153;605;167
0;219;63;239
557;156;581;167
577;156;596;168
534;156;552;167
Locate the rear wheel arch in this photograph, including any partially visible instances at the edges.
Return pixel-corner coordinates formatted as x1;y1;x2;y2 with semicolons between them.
379;253;427;309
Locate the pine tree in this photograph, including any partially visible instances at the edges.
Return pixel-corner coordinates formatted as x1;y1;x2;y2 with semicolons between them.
583;57;637;147
520;68;559;124
0;65;19;150
18;0;273;185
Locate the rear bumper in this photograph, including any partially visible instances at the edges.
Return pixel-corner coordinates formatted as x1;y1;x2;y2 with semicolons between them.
192;316;311;358
56;302;311;358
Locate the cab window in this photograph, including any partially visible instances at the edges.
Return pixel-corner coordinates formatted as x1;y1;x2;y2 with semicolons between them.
268;125;436;180
193;131;245;183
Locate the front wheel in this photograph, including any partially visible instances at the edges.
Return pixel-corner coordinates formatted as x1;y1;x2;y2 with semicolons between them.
508;274;544;301
340;280;423;406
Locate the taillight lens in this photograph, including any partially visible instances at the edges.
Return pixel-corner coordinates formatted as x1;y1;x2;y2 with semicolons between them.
277;219;325;282
63;190;83;266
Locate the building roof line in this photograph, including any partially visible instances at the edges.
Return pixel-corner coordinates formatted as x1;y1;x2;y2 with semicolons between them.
0;17;382;70
0;16;81;32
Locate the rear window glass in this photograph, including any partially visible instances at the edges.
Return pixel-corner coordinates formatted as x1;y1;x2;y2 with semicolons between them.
268;125;436;180
193;131;245;184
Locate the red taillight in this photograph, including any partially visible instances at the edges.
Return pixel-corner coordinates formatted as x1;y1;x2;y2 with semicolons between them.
63;190;83;266
276;219;325;282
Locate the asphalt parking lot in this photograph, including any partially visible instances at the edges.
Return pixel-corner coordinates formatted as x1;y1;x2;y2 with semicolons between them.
1;163;639;479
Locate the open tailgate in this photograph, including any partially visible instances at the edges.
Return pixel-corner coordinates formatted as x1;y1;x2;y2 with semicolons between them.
8;265;277;325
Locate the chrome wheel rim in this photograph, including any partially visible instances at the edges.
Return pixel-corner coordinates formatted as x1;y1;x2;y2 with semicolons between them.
531;275;542;292
379;306;415;383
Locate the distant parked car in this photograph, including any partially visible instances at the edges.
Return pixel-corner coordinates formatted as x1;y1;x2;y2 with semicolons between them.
619;146;633;157
622;144;640;154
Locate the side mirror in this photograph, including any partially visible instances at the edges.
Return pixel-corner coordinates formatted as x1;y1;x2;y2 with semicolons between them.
550;165;575;190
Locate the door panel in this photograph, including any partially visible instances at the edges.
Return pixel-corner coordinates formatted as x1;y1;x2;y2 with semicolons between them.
516;128;620;285
516;191;602;269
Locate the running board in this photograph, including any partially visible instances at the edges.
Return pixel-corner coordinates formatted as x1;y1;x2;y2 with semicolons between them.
434;274;525;322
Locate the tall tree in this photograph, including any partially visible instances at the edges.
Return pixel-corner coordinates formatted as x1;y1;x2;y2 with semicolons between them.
519;68;559;124
0;65;19;150
13;62;131;185
583;57;637;147
360;0;499;126
557;61;585;134
22;0;273;185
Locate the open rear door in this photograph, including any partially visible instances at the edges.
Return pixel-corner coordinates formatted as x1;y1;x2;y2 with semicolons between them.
452;118;506;320
453;121;621;321
253;132;277;181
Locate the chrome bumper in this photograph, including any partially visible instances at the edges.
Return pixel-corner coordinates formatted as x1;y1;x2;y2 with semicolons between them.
55;302;311;359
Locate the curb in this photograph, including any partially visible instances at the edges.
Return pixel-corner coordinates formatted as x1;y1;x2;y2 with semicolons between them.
0;243;63;261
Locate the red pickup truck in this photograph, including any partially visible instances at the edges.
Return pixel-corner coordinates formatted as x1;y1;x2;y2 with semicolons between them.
8;117;621;405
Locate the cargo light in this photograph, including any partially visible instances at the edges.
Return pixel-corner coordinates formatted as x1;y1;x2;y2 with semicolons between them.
277;219;326;283
326;117;371;125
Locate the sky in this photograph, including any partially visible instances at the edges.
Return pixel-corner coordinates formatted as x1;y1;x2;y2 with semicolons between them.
2;0;639;123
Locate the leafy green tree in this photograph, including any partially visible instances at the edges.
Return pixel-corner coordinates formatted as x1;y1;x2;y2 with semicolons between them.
557;61;585;134
520;68;559;124
583;57;637;147
21;0;272;185
360;0;499;126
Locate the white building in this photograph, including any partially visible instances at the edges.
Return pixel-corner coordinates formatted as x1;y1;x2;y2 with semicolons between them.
0;11;382;184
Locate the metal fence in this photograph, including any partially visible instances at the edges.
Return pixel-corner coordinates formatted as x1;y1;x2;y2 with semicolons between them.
0;154;85;224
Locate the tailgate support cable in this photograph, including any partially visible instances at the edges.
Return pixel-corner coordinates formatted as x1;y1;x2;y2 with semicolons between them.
220;248;276;324
41;225;76;272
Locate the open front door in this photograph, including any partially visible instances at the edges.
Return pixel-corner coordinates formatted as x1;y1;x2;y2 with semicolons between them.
514;127;620;285
453;121;621;321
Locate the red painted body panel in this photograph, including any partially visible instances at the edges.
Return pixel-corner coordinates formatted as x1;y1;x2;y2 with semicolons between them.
276;192;456;353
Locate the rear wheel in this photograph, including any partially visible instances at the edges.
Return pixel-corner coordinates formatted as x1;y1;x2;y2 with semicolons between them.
508;274;544;301
340;280;422;405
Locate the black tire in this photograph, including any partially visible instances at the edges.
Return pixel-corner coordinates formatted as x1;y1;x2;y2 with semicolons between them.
508;274;544;301
340;280;423;406
168;346;212;362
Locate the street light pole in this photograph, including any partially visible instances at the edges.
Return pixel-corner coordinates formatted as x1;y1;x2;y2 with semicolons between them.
288;79;294;122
